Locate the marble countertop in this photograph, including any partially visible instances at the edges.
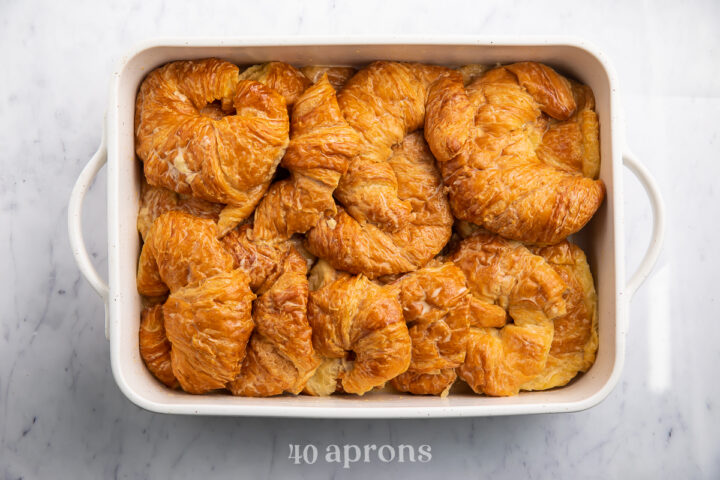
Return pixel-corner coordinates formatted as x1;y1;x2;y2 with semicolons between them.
1;0;719;478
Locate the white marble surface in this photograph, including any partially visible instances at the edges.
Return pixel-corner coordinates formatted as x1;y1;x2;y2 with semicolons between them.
1;0;719;478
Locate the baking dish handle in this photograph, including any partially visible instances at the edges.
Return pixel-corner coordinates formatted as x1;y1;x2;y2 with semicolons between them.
68;129;110;338
623;150;665;299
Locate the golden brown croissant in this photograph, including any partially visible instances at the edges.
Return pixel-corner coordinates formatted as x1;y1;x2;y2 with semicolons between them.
239;62;312;109
390;262;470;396
136;211;255;394
425;61;605;245
136;211;234;297
449;232;567;396
303;62;457;278
306;131;453;278
304;261;411;395
138;305;178;389
300;65;357;91
227;245;319;396
164;269;255;394
135;58;290;234
251;75;361;241
335;61;456;230
535;81;600;179
137;181;223;241
521;241;598;391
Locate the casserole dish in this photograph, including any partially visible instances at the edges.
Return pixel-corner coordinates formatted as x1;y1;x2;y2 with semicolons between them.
68;37;664;418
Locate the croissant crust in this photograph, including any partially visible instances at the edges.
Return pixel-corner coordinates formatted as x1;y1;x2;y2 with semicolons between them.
135;58;290;234
390;262;470;396
521;241;599;391
450;232;567;396
425;61;605;245
305;62;458;277
224;229;319;396
305;262;411;395
138;305;178;389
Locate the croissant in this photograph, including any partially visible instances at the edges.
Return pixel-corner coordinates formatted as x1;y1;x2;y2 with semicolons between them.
135;58;290;234
450;232;567;396
302;62;457;277
535;81;601;179
425;62;605;245
304;260;411;395
390;262;470;396
136;211;234;297
137;181;222;241
521;241;598;391
227;244;319;396
138;305;178;389
251;75;361;241
136;211;255;393
239;62;312;110
300;65;357;91
306;131;453;278
164;269;255;394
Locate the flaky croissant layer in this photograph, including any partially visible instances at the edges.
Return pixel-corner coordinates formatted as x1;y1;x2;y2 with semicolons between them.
135;59;603;397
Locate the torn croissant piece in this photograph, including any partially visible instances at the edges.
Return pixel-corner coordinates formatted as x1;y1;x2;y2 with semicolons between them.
227;245;319;396
239;61;312;110
136;211;234;297
135;58;290;235
521;241;598;391
425;61;605;245
450;232;567;396
251;75;361;241
137;180;223;241
300;65;357;91
306;131;453;278
390;262;470;396
304;260;411;395
163;269;255;394
139;305;178;389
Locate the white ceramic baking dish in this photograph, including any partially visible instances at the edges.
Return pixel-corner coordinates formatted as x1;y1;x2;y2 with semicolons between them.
68;37;664;418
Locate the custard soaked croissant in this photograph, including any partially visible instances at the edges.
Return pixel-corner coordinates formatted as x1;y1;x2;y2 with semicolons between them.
220;224;319;396
306;131;454;278
251;75;361;241
305;62;457;277
164;269;255;394
390;262;470;396
135;58;290;234
226;237;319;396
425;62;605;245
450;232;567;396
136;211;255;394
136;211;234;297
304;261;411;395
521;241;599;391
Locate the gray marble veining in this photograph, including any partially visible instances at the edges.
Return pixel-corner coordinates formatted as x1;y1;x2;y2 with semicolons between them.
1;0;719;478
